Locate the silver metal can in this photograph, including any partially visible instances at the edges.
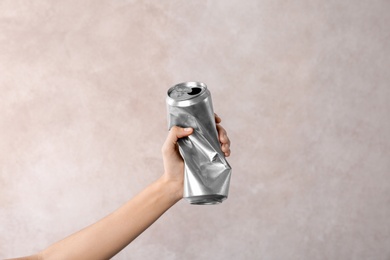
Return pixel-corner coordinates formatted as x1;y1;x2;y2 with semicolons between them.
166;82;232;205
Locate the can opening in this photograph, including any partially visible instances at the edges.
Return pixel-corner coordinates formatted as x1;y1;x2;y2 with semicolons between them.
188;87;202;95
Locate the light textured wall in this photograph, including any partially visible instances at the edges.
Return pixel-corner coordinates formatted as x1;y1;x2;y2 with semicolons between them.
1;0;390;259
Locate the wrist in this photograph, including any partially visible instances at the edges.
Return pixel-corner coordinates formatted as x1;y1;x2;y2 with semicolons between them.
158;174;183;203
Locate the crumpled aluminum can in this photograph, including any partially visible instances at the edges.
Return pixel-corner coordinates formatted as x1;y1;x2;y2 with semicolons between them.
166;82;232;205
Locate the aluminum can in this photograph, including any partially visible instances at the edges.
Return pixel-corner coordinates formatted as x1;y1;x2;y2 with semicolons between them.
166;82;232;205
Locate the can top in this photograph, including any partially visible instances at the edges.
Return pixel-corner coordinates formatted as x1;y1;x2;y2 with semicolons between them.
167;82;207;101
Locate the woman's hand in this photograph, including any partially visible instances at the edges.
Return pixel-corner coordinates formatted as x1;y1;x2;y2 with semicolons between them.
7;115;231;260
161;114;231;198
161;126;194;184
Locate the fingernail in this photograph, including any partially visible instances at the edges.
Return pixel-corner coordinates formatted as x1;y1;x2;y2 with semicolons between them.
184;128;192;132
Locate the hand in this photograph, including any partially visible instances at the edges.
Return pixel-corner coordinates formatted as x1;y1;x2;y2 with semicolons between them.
161;114;231;198
161;126;194;184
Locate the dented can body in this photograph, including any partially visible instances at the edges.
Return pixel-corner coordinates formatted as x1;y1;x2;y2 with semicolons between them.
166;82;232;205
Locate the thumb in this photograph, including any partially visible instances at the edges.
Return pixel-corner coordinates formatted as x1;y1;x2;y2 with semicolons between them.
162;126;193;156
168;126;193;145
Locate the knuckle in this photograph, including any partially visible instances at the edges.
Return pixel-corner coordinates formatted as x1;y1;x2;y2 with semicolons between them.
171;126;180;132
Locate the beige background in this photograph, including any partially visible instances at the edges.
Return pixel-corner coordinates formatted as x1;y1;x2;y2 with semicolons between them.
1;0;390;259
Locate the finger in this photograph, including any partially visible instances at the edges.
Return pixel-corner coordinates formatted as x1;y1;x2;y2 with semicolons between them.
221;141;231;157
167;126;193;145
223;144;231;157
216;124;230;145
162;126;193;156
216;125;231;157
215;113;222;124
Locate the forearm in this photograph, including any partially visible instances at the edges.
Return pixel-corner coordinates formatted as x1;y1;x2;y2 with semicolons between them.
39;176;182;260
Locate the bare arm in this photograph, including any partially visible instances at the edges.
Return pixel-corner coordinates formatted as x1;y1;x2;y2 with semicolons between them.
39;176;183;259
9;115;230;260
